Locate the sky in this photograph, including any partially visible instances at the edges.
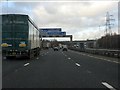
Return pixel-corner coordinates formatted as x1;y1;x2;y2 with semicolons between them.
0;0;119;41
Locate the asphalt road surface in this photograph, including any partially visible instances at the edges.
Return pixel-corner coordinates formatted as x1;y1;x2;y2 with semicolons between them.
2;49;119;89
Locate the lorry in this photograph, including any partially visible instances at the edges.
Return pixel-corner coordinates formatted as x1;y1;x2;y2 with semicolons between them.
1;14;42;59
79;43;85;52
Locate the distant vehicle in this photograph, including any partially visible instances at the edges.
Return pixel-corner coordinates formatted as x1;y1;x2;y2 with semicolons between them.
59;44;62;49
1;14;42;59
79;43;85;51
53;47;59;51
63;48;67;51
62;45;68;51
42;42;50;49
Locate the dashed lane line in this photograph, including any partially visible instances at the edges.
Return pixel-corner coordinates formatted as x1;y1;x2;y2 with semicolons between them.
68;57;71;60
3;57;6;59
62;52;67;57
102;82;116;90
75;63;81;67
36;57;39;59
24;63;30;66
86;70;92;74
64;54;67;57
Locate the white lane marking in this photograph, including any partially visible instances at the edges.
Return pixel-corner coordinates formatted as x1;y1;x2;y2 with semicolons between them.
112;61;119;63
75;63;80;66
24;63;30;66
68;57;71;59
64;55;67;57
70;50;120;64
3;57;6;59
15;69;18;72
86;70;92;74
36;57;39;59
41;54;44;56
102;82;116;90
91;56;119;64
62;53;66;56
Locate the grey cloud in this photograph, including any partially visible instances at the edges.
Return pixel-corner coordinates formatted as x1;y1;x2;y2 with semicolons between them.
1;1;118;40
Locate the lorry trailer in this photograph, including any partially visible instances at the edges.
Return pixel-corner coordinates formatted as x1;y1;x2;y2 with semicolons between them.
1;14;42;59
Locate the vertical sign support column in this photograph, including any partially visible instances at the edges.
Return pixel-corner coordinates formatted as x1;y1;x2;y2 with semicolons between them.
70;35;72;41
0;3;2;89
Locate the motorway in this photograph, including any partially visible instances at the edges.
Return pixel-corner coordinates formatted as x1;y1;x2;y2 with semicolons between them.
2;49;119;89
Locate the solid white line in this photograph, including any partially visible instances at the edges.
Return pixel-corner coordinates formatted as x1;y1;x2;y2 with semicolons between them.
102;82;116;90
70;50;120;64
75;63;80;66
112;61;119;64
24;63;30;66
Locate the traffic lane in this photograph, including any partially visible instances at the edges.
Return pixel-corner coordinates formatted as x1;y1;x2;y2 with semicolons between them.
63;49;119;89
3;49;70;88
2;49;49;77
71;50;119;64
40;49;50;55
3;49;105;88
2;50;51;88
2;57;33;77
64;50;119;89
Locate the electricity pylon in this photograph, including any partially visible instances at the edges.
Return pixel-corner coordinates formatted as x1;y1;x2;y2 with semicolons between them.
105;12;115;35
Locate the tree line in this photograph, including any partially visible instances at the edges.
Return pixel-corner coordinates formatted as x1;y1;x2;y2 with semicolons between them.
97;34;120;50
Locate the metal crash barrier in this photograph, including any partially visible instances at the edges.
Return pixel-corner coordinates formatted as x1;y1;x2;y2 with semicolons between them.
68;47;120;58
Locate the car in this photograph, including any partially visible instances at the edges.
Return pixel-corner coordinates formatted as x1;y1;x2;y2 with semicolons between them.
62;48;67;51
62;45;68;51
53;47;59;51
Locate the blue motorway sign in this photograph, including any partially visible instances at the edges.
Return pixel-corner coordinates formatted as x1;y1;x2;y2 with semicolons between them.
40;28;61;32
40;28;66;36
47;31;66;36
